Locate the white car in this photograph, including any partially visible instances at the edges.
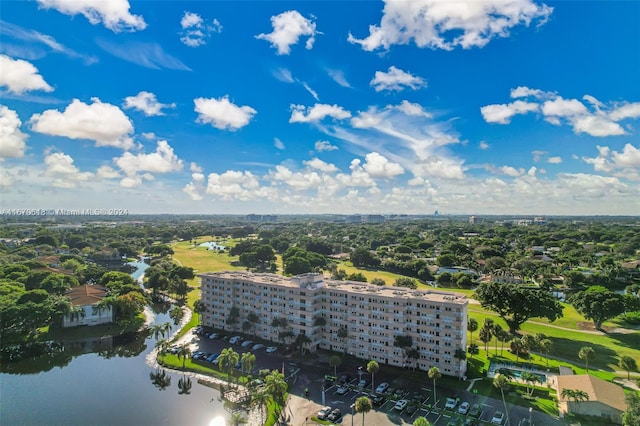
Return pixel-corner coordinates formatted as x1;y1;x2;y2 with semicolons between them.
375;382;389;394
229;336;242;344
251;344;265;351
445;397;457;410
265;346;278;353
317;406;332;420
336;385;349;395
241;340;254;348
491;411;505;425
458;401;470;415
394;399;409;411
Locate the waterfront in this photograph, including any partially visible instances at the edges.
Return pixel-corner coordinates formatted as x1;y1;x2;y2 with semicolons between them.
0;260;229;426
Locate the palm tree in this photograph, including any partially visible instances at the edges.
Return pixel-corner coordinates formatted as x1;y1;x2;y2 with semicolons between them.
218;347;240;383
247;312;260;337
251;389;270;425
149;323;166;340
337;325;348;355
264;370;288;407
155;338;170;362
468;318;478;344
367;360;379;393
493;373;511;426
329;355;342;379
413;417;432;426
160;322;172;339
561;388;589;415
354;396;372;426
193;300;206;325
520;371;540;396
539;339;553;368
230;412;247;426
178;375;192;394
241;352;256;376
578;346;595;373
492;323;505;356
428;367;441;403
619;355;638;380
176;344;191;369
510;338;524;362
496;328;510;356
479;325;492;354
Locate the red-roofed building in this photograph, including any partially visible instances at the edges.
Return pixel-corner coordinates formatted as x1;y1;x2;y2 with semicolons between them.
63;285;112;327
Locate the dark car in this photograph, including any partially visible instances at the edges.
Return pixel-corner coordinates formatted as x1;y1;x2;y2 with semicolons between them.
339;374;351;384
327;408;342;422
405;401;419;415
469;403;482;418
371;394;385;406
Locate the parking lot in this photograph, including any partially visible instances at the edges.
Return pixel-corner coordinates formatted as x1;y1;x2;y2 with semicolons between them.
185;328;560;426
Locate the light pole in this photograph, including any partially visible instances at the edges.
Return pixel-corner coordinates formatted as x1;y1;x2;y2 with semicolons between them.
351;403;355;426
528;407;533;426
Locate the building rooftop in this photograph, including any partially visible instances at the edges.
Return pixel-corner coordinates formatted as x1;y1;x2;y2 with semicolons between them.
556;374;627;412
65;285;108;306
199;271;467;305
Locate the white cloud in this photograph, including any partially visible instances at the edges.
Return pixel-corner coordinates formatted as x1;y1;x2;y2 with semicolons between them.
194;96;257;131
370;66;426;92
609;103;640;121
0;54;53;94
547;156;562;164
96;165;120;179
113;140;184;187
395;100;431;117
289;103;351;123
123;91;175;116
273;67;295;83
30;98;135;149
304;158;338;173
302;82;319;101
256;10;319;55
348;0;552;51
326;68;351;88
183;169;206;200
541;97;588;118
206;170;263;200
583;143;640;173
510;86;550;100
43;151;93;188
479;141;490;150
0;105;28;158
97;39;190;71
37;0;146;32
480;100;538;124
572;115;625;137
274;138;285;150
179;11;222;47
190;162;203;173
362;152;404;178
531;150;548;162
315;140;338;152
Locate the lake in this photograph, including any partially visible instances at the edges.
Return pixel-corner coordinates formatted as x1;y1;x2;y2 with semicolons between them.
0;260;230;426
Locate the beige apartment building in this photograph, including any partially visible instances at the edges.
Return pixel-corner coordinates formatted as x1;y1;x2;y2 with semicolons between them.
199;271;468;377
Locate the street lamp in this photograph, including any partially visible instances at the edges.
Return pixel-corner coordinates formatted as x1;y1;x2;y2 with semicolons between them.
351;404;355;426
528;407;533;426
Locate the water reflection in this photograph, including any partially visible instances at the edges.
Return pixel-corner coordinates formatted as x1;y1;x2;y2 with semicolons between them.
149;368;172;390
178;374;193;394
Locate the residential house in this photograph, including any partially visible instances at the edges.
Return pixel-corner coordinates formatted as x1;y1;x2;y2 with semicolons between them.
556;374;628;424
63;285;112;327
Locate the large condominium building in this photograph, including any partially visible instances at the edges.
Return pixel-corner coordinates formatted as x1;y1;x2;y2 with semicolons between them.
199;271;468;378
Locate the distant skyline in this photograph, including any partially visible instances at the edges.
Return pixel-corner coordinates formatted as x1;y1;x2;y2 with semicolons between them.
1;1;639;215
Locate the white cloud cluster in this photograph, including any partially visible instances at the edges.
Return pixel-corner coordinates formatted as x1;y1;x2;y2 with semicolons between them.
37;0;146;32
206;170;263;200
179;11;222;47
326;68;351;88
97;39;191;71
272;67;320;101
194;96;257;131
256;10;319;55
289;103;351;123
0;55;53;94
44;151;93;188
582;144;640;180
314;140;338;152
362;152;404;178
123;91;175;116
114;140;184;187
482;87;640;137
30;98;135;149
348;0;552;51
0;106;28;158
370;66;426;92
183;162;206;200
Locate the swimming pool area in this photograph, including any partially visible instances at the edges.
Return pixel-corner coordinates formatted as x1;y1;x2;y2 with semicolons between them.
489;362;549;383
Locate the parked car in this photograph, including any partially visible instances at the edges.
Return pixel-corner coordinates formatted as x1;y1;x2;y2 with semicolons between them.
371;394;384;406
251;343;265;351
208;333;219;339
458;401;470;415
375;382;389;394
336;385;349;395
469;403;482;418
327;408;342;422
445;397;458;409
241;340;254;348
394;399;409;411
317;406;332;420
358;379;367;388
339;374;351;384
229;336;242;344
206;353;219;363
394;388;405;397
265;346;278;353
464;419;479;426
491;411;505;425
406;401;419;415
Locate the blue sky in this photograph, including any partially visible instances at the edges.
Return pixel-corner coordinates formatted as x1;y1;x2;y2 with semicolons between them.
1;0;639;215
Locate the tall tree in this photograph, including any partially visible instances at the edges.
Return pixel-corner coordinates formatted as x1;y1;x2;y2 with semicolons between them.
570;286;626;330
479;325;493;354
619;355;638;380
467;317;478;344
176;343;191;369
241;352;256;376
474;282;563;334
561;388;589;415
367;360;379;393
428;367;441;403
539;339;553;368
578;346;595;373
623;393;640;426
354;396;372;426
264;370;288;407
193;300;206;325
329;355;342;379
493;373;511;426
218;347;240;383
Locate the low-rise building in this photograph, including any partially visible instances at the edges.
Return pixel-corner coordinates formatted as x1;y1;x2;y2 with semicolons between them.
199;271;468;377
556;374;628;424
63;285;113;327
